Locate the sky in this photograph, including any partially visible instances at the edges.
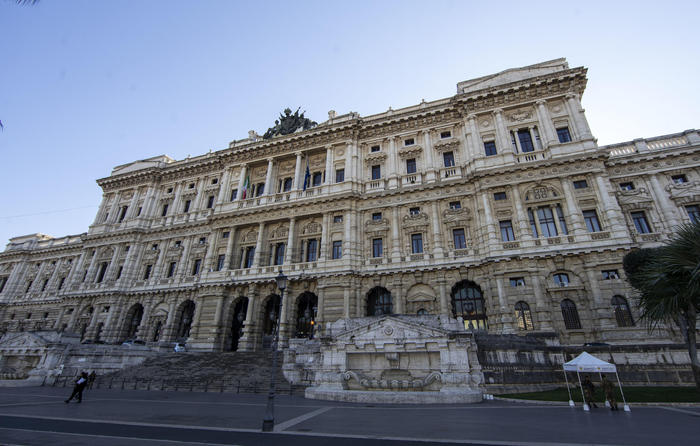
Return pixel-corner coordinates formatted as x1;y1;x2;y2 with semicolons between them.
0;0;698;247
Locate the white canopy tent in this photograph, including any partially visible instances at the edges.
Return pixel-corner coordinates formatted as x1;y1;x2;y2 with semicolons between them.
563;352;630;411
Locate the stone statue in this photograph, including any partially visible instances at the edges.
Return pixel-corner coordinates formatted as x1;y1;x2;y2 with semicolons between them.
263;107;317;139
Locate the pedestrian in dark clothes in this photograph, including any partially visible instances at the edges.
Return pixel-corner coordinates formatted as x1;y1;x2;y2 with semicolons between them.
87;371;96;390
65;372;88;403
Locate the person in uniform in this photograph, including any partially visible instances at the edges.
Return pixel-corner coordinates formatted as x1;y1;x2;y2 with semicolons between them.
583;375;598;408
87;371;97;389
65;372;89;404
602;375;618;410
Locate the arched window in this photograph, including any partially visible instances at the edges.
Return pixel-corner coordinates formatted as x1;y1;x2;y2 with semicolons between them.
611;295;634;327
124;304;144;340
451;281;488;330
262;295;280;336
560;299;581;329
514;301;534;331
295;292;318;338
417;308;428;315
366;287;392;316
229;297;248;351
176;300;195;341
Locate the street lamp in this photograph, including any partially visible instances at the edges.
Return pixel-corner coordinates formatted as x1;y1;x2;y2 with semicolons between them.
262;269;287;432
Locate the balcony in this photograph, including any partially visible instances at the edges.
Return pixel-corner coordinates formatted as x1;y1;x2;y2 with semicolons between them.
401;174;422;187
366;179;386;192
440;166;461;180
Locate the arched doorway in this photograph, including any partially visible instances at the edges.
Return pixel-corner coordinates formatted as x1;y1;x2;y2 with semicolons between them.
451;281;488;330
261;294;280;349
366;287;392;316
228;297;249;351
151;320;163;342
175;300;196;342
123;304;144;341
295;292;318;338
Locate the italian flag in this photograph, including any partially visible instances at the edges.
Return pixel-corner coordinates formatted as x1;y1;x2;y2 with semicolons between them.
241;174;250;199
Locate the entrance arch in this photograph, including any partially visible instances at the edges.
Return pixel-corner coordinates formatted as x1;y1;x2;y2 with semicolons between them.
295;292;318;338
366;287;392;316
175;300;195;342
227;297;249;351
261;294;280;349
451;280;488;330
122;304;144;341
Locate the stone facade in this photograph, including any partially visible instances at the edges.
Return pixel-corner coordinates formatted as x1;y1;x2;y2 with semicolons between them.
1;58;699;367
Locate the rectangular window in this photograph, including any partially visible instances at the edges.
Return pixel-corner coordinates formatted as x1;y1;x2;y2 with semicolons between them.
555;204;568;235
406;158;417;174
103;212;109;222
372;238;383;258
57;277;66;290
26;281;33;293
115;266;122;280
409;207;420;215
82;269;88;282
183;200;191;213
333;215;343;223
137;207;142;216
332;241;343;259
274;243;285;266
255;183;265;196
312;173;323;187
198;237;206;244
453;228;466;249
411;233;423;254
510;277;525;287
96;262;108;283
631;211;652;234
222;231;230;238
554;273;570;286
440;130;451;139
230;189;237;201
167;262;177;277
556;127;571;143
583;209;602;232
41;279;49;291
537;206;558;237
602;270;619;280
188;183;195;189
619;182;635;191
212;178;218;184
573;180;588;189
449;201;461;210
143;264;152;280
207;195;215;209
371;165;381;180
244;247;255;268
282;178;293;191
372;212;382;221
161;204;169;216
118;206;128;223
216;255;226;271
192;258;202;275
672;174;688;184
685;205;700;223
335;168;345;183
404;138;414;146
306;239;318;262
499;220;515;241
493;192;507;201
517;129;534;152
484;141;497;156
443;151;455;167
370;145;380;152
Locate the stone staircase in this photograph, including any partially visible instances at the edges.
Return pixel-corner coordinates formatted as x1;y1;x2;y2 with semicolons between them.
91;351;306;395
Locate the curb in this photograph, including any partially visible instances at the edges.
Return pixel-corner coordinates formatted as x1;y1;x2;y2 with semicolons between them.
493;396;700;407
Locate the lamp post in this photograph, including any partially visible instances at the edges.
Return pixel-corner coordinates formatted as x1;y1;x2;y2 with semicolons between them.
261;269;287;432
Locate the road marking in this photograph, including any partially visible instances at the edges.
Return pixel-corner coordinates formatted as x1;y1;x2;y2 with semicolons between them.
0;427;239;445
274;406;333;432
659;406;700;417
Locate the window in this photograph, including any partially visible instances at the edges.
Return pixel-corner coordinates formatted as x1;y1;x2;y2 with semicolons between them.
443;151;455;167
167;187;173;193
216;255;226;271
451;281;487;330
528;208;539;238
517;129;534;152
409;207;420;215
198;237;206;245
514;301;534;330
161;204;169;216
573;179;588;189
537;206;558;237
82;270;88;282
188;183;195;189
192;259;202;275
274;243;285;266
484;140;497;156
206;195;215;209
115;266;123;280
41;279;49;291
555;204;568;235
440;130;451;139
118;206;128;223
222;231;230;239
631;211;652;234
371;165;381;180
510;277;525;287
686;205;700;223
137;207;142;216
333;215;343;223
44;312;49;318
556;127;571;143
560;299;581;329
103;212;109;222
306;239;318;262
372;212;382;221
583;209;602;232
244;247;255;268
602;270;619;280
411;233;424;254
619;182;635;191
372;238;383;257
167;262;177;277
174;240;181;248
96;262;108;283
449;201;461;210
332;241;342;259
672;174;688;184
57;277;65;290
152;243;159;250
612;295;634;327
493;192;507;201
183;200;191;213
255;183;265;196
312;172;322;187
499;220;515;241
25;280;33;292
143;264;153;280
335;169;345;183
211;178;218;185
367;287;392;316
370;145;380;152
230;189;237;201
553;273;570;287
453;228;466;249
283;178;293;191
406;158;417;174
404;138;415;146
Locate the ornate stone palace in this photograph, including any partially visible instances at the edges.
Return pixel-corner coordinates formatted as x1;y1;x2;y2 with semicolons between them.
1;58;698;361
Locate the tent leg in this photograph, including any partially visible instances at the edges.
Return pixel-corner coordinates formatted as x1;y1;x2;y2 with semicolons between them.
577;371;589;411
564;370;574;407
615;371;630;412
599;372;609;408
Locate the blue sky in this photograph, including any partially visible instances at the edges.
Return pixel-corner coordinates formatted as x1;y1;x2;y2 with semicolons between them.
1;0;698;246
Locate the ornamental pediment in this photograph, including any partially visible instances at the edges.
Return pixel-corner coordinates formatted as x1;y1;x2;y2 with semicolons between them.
665;181;700;204
402;213;429;228
302;221;322;235
0;332;47;350
398;144;423;158
442;207;472;225
269;225;289;239
334;316;449;345
365;218;388;228
364;152;387;163
433;139;459;152
506;108;534;123
615;188;653;209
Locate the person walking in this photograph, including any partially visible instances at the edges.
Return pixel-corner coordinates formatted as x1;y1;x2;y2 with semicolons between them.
583;375;598;408
65;372;89;404
602;375;619;410
87;371;96;390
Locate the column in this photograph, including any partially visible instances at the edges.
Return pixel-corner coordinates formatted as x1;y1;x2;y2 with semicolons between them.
393;279;403;315
135;300;153;340
344;142;355;183
493;109;511;153
216;168;232;204
239;292;257;351
151;244;168;281
212;295;226;348
264;158;275;196
236;164;248;201
142;185;158;218
224;227;237;269
594;175;627;237
162;301;177;342
66;252;86;287
561;180;585;236
649;174;681;230
510;185;532;241
53;307;67;330
252;222;265;267
126;188;141;220
46;258;63;290
175;238;193;277
350;142;360;183
171;183;183;214
118;244;141;285
481;192;498;246
468;114;481;159
285;218;296;265
279;286;292;343
324;146;334;185
92;195;109;225
343;285;351;318
529;126;541;151
84;251;98;285
107;192;122;224
422;130;436;182
390;206;401;261
496;277;514;333
531;275;553;331
512;129;522;153
203;231;219;273
293;152;303;190
319;213;330;261
105;245;122;282
192;179;207;211
565;93;593;140
343;210;354;262
535;100;557;146
438;279;449;316
315;287;325;325
387;137;398;189
430;201;445;259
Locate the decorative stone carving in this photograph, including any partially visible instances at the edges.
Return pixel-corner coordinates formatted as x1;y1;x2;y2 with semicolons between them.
507;109;533;122
402;213;429;229
615;188;654;210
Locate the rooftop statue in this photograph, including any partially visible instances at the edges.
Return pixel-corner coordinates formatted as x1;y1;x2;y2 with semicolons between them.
263;107;317;139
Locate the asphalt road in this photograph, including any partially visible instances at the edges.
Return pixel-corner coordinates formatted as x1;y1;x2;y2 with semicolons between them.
0;387;697;446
